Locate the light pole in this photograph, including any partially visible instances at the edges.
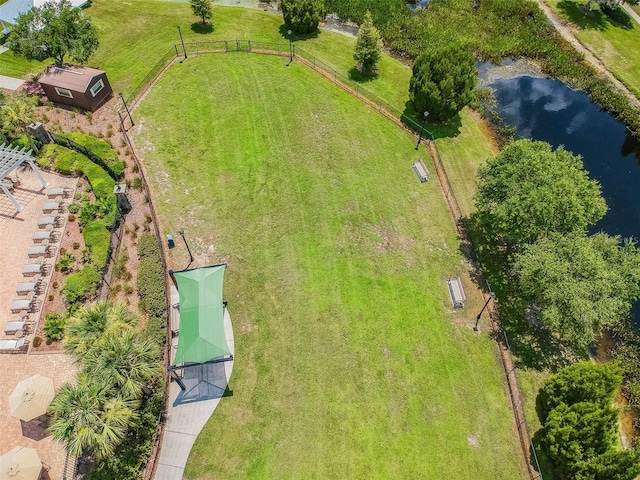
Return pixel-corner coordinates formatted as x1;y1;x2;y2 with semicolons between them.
474;292;496;331
177;26;187;60
287;29;293;64
118;92;134;127
178;229;194;266
415;110;429;150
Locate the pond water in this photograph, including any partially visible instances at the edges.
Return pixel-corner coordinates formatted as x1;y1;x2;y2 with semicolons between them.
490;74;640;321
491;75;640;240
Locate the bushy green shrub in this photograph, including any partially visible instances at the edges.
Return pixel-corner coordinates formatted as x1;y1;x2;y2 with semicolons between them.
324;0;407;25
280;0;325;34
83;220;111;269
62;266;101;304
75;157;116;200
38;144;86;175
137;233;166;345
44;312;66;341
66;132;125;179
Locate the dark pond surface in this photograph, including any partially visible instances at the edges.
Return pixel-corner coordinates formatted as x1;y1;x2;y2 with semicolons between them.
491;75;640;240
491;74;640;321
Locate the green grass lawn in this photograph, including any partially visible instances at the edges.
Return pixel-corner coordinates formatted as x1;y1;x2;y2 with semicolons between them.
133;53;526;479
544;0;640;99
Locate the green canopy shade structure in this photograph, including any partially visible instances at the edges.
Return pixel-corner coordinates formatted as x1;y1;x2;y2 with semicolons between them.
172;264;231;367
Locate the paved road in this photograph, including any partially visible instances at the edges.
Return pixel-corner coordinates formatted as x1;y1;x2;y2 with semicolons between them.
0;74;25;91
622;2;640;25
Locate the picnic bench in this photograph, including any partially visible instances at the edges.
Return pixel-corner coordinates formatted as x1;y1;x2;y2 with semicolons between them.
412;159;431;183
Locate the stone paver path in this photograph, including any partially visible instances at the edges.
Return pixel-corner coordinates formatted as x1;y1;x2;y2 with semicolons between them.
0;352;77;479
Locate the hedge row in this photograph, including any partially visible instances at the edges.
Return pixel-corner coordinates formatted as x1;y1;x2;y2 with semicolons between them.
137;233;167;345
53;133;125;180
38;144;116;269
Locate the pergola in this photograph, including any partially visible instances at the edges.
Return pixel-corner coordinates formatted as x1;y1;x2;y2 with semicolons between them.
0;143;48;212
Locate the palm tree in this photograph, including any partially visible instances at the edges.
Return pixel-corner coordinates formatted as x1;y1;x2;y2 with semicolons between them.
65;301;138;359
83;329;161;401
1;95;37;152
48;373;138;459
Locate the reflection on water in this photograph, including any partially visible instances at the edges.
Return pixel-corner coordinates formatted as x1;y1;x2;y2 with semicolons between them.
406;0;430;11
492;75;640;240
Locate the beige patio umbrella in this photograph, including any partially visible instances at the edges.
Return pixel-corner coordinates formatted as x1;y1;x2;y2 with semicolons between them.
0;446;42;480
9;374;55;421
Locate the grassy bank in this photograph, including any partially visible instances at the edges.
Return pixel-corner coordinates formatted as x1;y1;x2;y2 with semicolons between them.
133;53;526;479
544;0;640;99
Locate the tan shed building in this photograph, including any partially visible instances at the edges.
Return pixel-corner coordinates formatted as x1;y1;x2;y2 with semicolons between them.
38;65;113;111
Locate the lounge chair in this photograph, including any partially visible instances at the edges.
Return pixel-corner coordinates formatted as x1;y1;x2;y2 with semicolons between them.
0;338;26;351
4;320;26;334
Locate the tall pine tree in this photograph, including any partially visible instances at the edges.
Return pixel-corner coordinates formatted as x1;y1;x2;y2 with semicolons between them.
353;11;382;75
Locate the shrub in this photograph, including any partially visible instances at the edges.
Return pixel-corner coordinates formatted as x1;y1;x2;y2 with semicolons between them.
67;214;76;222
61;132;125;179
83;220;111;269
137;233;166;345
68;203;81;214
62;266;101;304
33;336;43;348
353;11;382;75
409;44;476;122
44;312;66;341
57;252;75;272
131;177;143;190
38;144;86;175
72;242;81;250
280;0;325;34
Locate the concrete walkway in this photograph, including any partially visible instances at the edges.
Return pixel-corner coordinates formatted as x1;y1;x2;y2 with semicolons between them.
622;3;640;26
0;74;25;91
154;287;235;480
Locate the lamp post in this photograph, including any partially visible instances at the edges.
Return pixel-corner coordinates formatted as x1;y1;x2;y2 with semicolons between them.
118;92;134;127
287;29;293;64
177;26;187;59
415;110;429;150
474;292;496;331
178;229;194;265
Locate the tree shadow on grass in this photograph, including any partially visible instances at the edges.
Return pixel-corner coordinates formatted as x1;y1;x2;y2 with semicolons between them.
278;24;320;42
401;100;463;139
191;22;214;34
463;213;580;371
349;66;379;83
557;0;633;30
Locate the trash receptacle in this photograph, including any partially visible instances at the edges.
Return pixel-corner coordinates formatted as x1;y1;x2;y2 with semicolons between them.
166;234;175;249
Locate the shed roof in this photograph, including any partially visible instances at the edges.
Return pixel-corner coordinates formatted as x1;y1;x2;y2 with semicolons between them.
0;0;86;27
39;65;104;91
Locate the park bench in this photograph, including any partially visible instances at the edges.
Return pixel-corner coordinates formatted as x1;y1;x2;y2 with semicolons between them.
447;277;466;308
412;159;431;183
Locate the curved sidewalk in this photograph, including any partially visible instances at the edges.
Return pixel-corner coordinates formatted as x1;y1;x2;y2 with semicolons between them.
154;287;235;480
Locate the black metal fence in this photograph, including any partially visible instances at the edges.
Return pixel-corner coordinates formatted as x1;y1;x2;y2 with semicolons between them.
115;40;545;480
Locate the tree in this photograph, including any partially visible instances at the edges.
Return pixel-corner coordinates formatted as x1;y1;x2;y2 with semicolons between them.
280;0;325;34
48;373;138;459
190;0;213;24
7;0;99;65
1;95;37;151
353;11;382;75
65;301;138;359
474;140;607;249
539;362;640;480
408;44;476;122
540;362;622;420
83;329;161;400
515;233;640;351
